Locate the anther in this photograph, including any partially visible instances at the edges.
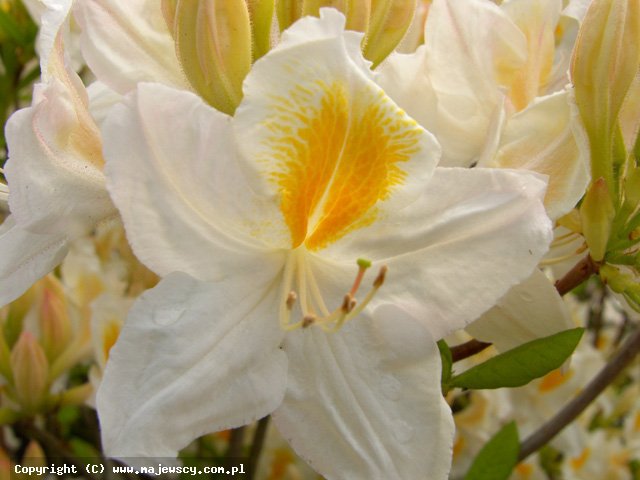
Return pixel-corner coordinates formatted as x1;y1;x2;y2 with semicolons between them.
341;294;355;313
302;314;316;328
373;265;388;288
286;291;297;310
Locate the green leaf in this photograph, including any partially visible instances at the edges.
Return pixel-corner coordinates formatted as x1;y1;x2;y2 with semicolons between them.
437;339;453;394
464;422;519;480
450;328;584;390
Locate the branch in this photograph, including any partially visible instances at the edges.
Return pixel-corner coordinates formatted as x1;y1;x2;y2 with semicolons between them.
247;416;270;480
452;255;600;362
518;326;640;461
554;254;599;296
451;339;492;363
226;426;246;459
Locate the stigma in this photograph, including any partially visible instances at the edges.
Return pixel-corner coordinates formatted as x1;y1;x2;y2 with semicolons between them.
279;252;387;333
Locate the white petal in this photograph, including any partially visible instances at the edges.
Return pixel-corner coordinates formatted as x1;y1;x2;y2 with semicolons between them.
375;47;438;136
0;216;69;307
274;304;453;480
328;167;553;340
466;269;574;352
5;49;114;236
37;0;73;80
235;9;439;250
97;272;288;459
425;0;527;166
74;0;188;94
488;90;590;220
87;81;123;127
103;83;286;280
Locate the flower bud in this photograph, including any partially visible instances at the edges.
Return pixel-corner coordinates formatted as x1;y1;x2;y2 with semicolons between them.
571;0;640;188
623;162;640;209
363;0;416;67
580;178;615;262
10;332;49;413
173;0;253;114
247;0;276;60
39;282;72;362
59;383;93;407
599;264;631;293
276;0;303;32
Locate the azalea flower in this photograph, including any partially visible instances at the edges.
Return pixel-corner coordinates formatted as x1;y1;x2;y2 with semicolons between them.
0;0;117;307
375;0;591;351
98;9;553;479
379;0;590;220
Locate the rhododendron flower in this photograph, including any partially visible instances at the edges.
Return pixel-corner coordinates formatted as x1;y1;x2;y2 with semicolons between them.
98;10;553;479
0;0;116;306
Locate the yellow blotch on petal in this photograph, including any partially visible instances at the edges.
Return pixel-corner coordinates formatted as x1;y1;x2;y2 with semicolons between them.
101;320;121;363
515;463;534;478
265;81;421;250
538;368;572;393
569;447;591;471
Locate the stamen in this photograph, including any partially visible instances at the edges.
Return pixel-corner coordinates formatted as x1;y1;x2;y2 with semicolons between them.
551;231;581;248
279;254;297;330
341;293;356;313
373;265;388;288
281;254;388;333
539;243;588;266
286;291;297;310
321;264;388;332
302;314;316;328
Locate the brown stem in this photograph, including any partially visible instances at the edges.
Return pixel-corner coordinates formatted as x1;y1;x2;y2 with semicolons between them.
226;426;246;459
451;339;492;363
518;326;640;461
452;255;600;363
554;254;599;296
247;416;270;479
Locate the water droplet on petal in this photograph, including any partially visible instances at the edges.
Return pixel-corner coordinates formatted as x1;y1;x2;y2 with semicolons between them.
379;374;402;401
393;420;414;443
152;306;186;326
519;292;534;303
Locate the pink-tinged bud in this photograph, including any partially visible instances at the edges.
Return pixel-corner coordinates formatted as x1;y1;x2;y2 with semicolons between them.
580;178;615;262
10;332;49;413
173;0;253;114
39;286;72;362
22;441;46;465
571;0;640;188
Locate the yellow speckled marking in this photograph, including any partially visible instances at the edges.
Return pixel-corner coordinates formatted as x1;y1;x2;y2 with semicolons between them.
264;80;421;250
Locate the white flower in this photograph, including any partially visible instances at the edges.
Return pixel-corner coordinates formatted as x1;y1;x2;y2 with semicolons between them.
378;0;590;220
98;10;553;479
0;1;116;306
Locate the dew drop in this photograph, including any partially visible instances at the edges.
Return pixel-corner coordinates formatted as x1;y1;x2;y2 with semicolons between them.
379;374;402;401
519;292;534;303
152;305;186;326
393;421;414;443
